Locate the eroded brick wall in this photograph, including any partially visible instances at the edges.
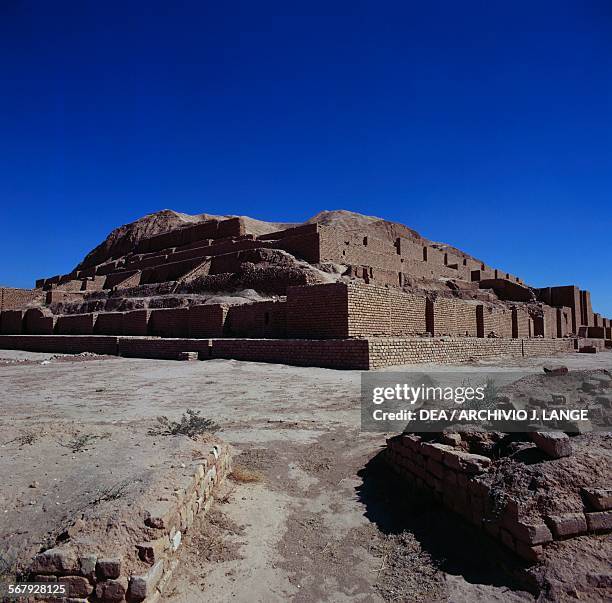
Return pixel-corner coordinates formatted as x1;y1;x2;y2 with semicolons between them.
210;338;370;369
0;288;42;310
226;301;287;338
477;305;513;338
188;304;229;338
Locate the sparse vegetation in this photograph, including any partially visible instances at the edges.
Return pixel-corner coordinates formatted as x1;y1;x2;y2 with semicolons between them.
6;430;38;447
61;432;111;452
149;409;219;438
230;465;263;483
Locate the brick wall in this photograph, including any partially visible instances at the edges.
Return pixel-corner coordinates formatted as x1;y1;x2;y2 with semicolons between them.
118;337;212;359
367;337;575;368
429;298;478;336
225;301;287;338
512;307;532;339
24;308;56;335
94;312;125;335
0;335;118;355
384;434;610;564
210;338;370;369
148;308;189;338
0;310;24;334
188;304;229;338
56;313;97;335
347;284;427;337
123;310;151;336
0;287;42;310
476;305;513;338
286;283;349;338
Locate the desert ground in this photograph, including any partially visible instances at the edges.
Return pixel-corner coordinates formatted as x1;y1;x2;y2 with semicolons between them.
1;349;610;602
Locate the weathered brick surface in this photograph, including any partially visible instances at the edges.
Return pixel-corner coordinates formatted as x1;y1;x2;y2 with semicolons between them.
477;304;513;338
188;304;229;338
384;435;610;565
56;313;97;335
0;310;24;334
211;338;370;369
0;335;119;355
148;308;189;338
225;301;286;338
0;287;43;310
23;308;56;335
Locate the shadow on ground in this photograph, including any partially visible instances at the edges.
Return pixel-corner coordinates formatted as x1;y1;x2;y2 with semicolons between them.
356;449;534;594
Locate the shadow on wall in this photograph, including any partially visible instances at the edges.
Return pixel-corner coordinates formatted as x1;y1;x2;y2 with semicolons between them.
355;449;530;594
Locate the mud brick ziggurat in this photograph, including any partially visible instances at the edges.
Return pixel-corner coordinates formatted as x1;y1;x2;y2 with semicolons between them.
1;209;610;368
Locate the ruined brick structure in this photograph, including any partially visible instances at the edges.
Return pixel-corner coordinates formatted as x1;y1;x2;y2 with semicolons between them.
1;211;609;368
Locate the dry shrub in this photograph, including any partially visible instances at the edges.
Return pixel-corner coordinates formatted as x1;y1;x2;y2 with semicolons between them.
230;465;263;483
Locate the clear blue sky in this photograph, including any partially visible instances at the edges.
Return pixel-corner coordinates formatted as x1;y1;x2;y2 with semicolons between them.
1;1;611;315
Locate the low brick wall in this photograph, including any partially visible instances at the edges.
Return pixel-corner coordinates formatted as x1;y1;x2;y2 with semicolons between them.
26;444;231;602
0;335;582;368
384;435;611;563
210;338;370;369
118;337;212;360
0;335;119;355
367;337;575;368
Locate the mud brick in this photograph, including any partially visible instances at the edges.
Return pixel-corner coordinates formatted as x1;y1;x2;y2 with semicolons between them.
513;542;544;563
421;442;454;462
442;450;491;474
551;393;566;404
136;537;168;564
426;457;445;479
145;500;177;530
128;561;164;602
505;519;553;545
96;558;121;580
78;555;96;579
585;511;612;532
29;547;79;575
581;487;612;511
529;432;572;458
58;576;93;598
545;513;587;539
34;575;57;582
95;578;127;602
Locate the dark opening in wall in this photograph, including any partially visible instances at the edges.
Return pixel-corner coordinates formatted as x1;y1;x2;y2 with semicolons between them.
264;312;270;325
363;236;368;246
422;247;428;261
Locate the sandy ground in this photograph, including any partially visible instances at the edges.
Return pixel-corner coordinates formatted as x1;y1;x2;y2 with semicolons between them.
0;348;610;601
